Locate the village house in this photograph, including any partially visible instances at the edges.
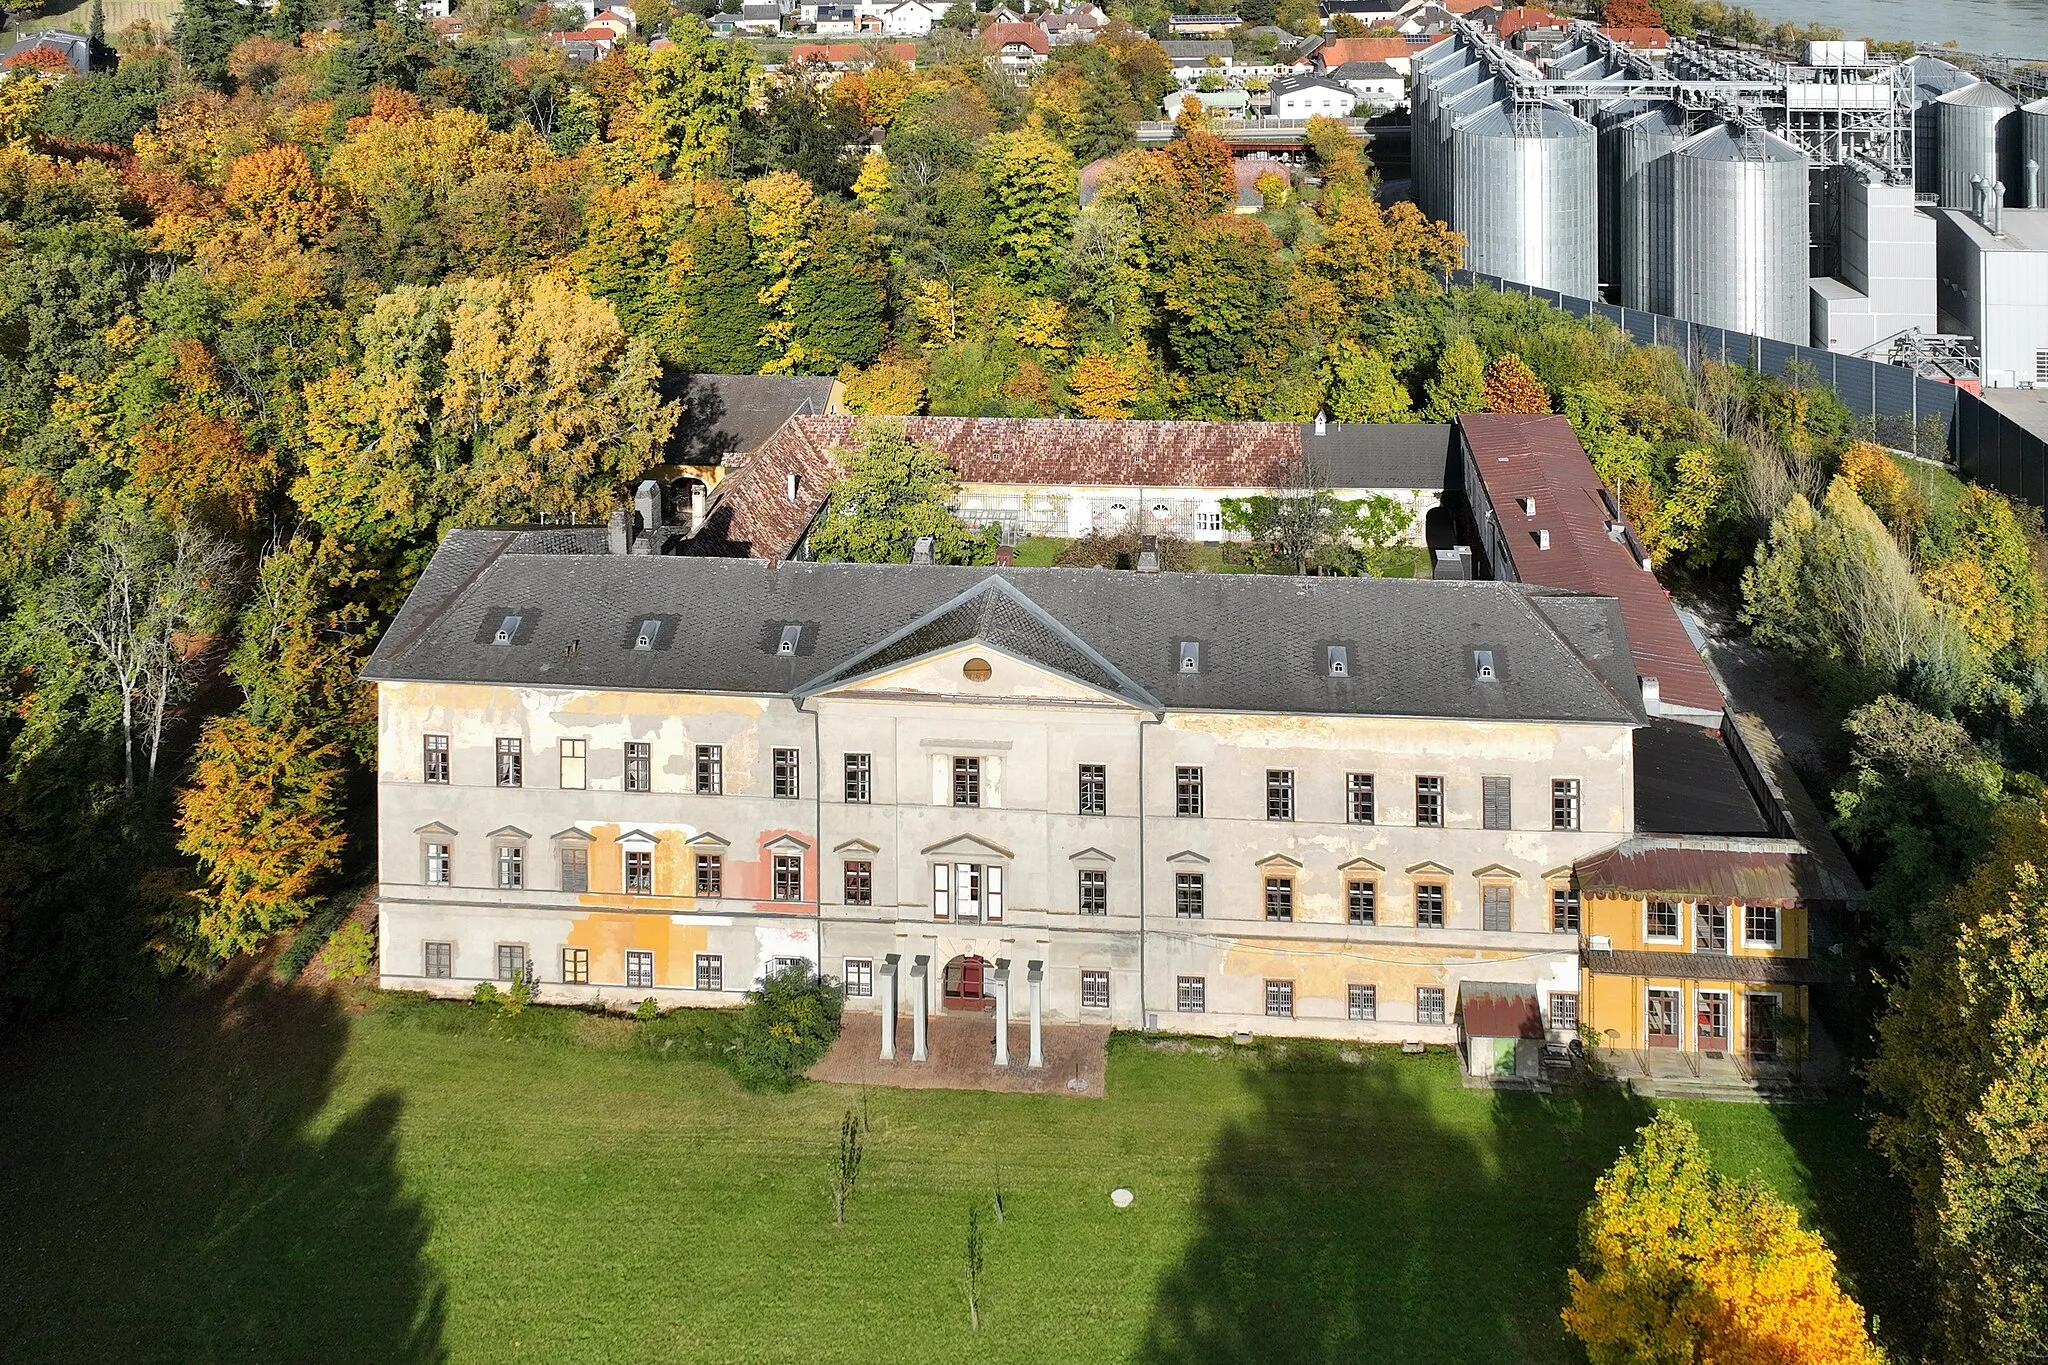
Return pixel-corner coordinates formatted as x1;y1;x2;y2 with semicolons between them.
1269;72;1359;118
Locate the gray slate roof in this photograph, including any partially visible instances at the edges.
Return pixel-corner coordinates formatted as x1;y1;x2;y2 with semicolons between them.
365;531;1644;725
1161;40;1236;58
1300;422;1455;490
1271;72;1353;95
671;373;838;467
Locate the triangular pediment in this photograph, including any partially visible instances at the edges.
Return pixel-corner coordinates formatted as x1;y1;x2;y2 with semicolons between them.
795;577;1161;713
1165;849;1210;865
922;833;1015;861
1542;865;1575;882
617;828;659;847
1406;860;1453;876
1472;863;1522;880
835;837;880;855
687;830;731;848
1338;856;1384;873
488;825;530;840
764;833;811;854
1257;853;1304;870
552;826;594;844
414;821;457;837
1067;846;1116;864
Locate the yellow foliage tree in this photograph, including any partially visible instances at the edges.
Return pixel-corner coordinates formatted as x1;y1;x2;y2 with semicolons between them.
852;147;892;211
1837;441;1923;534
1564;1112;1886;1365
1070;345;1146;420
1483;352;1551;414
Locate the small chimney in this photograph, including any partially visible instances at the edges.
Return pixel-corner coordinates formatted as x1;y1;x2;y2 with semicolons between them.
635;479;662;532
1972;174;1987;225
912;535;934;564
2028;159;2042;211
1313;410;1327;436
1136;534;1161;573
607;507;631;556
689;483;709;536
1536;528;1551;550
995;545;1015;567
1639;675;1660;712
1989;181;2005;236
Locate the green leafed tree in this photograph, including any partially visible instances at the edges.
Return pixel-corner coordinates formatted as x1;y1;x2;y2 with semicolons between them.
806;420;999;565
1422;335;1486;420
1325;344;1414;424
976;128;1079;290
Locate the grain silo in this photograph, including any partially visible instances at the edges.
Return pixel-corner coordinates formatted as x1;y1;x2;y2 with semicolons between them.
1905;56;1976;197
1612;102;1690;314
1451;98;1599;298
1936;81;2019;209
1672;122;1810;343
2022;97;2048;208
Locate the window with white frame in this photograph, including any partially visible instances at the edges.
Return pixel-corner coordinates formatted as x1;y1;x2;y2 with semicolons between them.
1265;875;1294;921
1265;979;1294;1017
424;941;452;978
496;843;524;890
695;953;723;991
562;947;590;984
931;863;950;919
1416;986;1445;1025
423;734;449;784
1646;899;1681;942
560;737;586;790
1415;775;1442;827
772;854;802;902
1177;976;1206;1012
695;744;722;794
1744;903;1781;948
1176;766;1203;817
1078;868;1108;915
772;748;800;799
625;742;651;793
1552;778;1580;831
1549;992;1579;1033
1347;772;1375;824
843;753;871;803
424;842;450;886
1078;764;1106;816
626;949;655;990
1348;984;1376;1021
1552;887;1580;933
1195;508;1222;534
1175;872;1205;918
843;959;873;997
1081;970;1110;1009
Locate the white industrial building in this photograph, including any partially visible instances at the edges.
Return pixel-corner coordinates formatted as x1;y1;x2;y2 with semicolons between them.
1935;207;2048;389
1810;170;1938;357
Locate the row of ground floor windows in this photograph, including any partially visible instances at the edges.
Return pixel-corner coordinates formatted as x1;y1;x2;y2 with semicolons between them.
1632;987;1783;1055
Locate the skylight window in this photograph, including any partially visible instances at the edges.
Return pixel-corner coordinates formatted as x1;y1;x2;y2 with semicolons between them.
777;624;802;657
1474;650;1496;682
493;614;522;646
634;619;661;651
1327;645;1349;678
1179;641;1201;674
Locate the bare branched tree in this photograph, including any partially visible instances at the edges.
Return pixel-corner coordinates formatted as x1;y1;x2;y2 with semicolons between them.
46;504;237;794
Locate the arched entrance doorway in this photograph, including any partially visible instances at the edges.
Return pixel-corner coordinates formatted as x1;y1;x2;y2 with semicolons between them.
941;955;995;1012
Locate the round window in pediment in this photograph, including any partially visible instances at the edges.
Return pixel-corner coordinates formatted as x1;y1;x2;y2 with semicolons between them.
963;657;993;682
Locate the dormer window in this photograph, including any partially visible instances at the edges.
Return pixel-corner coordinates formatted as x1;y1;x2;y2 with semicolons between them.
1327;645;1349;678
785;473;801;503
493;614;522;645
777;623;801;657
1474;649;1496;682
634;618;661;651
1179;641;1201;674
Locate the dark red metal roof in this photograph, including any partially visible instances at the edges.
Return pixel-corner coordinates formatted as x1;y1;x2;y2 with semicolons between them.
1574;837;1862;906
1460;414;1723;715
1457;982;1544;1039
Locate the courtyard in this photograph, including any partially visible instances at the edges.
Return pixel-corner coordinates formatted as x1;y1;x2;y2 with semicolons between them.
0;978;1920;1364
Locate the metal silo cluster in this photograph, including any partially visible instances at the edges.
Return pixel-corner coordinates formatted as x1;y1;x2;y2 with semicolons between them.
1602;102;1689;316
1671;123;1811;343
2021;98;2048;209
1906;56;1978;198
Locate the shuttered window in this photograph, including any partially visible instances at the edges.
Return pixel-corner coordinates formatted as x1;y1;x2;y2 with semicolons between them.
1482;883;1512;932
1482;776;1511;830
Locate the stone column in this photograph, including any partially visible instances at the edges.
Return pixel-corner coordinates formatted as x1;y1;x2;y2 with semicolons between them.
911;955;930;1063
992;960;1012;1067
878;955;898;1062
1027;960;1044;1069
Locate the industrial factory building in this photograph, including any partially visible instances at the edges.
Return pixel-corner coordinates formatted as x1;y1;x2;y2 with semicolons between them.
1410;21;2048;386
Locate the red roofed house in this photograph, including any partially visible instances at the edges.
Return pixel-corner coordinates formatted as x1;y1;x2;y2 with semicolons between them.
980;20;1050;70
586;7;636;38
1309;35;1435;76
788;41;919;67
543;26;618;55
1491;5;1555;38
1596;24;1671;51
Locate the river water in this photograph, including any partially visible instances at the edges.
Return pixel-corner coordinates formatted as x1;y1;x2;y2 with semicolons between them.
1746;0;2048;58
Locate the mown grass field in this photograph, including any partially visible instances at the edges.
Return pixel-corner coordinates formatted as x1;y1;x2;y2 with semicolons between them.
0;982;1919;1364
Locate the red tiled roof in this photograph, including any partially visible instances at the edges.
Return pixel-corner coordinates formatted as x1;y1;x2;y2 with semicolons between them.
1574;837;1861;906
789;415;1308;487
545;26;617;42
1311;36;1414;66
789;41;917;63
694;420;840;560
1443;0;1493;13
1458;983;1543;1039
1494;5;1555;36
980;21;1049;53
1459;413;1723;714
1597;25;1669;47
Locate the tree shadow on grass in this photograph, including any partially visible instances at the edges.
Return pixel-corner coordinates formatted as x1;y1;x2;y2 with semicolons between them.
1135;1047;1654;1365
0;967;445;1363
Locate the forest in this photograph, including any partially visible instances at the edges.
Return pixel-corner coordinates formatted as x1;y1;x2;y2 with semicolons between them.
2;2;2047;1358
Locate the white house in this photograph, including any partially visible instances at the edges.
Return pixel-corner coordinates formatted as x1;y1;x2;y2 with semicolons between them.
735;0;784;32
1328;59;1405;109
880;0;950;33
1269;72;1358;117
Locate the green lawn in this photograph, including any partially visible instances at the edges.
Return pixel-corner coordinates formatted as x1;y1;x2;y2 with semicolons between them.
0;983;1919;1364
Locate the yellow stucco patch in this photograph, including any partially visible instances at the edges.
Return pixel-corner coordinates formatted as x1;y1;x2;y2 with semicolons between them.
562;914;711;988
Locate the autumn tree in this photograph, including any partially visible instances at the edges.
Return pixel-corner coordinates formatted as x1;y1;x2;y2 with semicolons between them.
1483;352;1551;414
1423;335;1487;420
128;339;279;539
1564;1111;1885;1365
807;420;998;565
977;128;1078;289
1326;344;1414;423
608;20;754;178
1870;803;2048;1364
1070;344;1148;420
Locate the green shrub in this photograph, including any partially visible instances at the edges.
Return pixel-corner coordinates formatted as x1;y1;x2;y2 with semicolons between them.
730;963;844;1092
473;982;501;1006
502;972;534;1016
320;920;375;983
635;997;660;1022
